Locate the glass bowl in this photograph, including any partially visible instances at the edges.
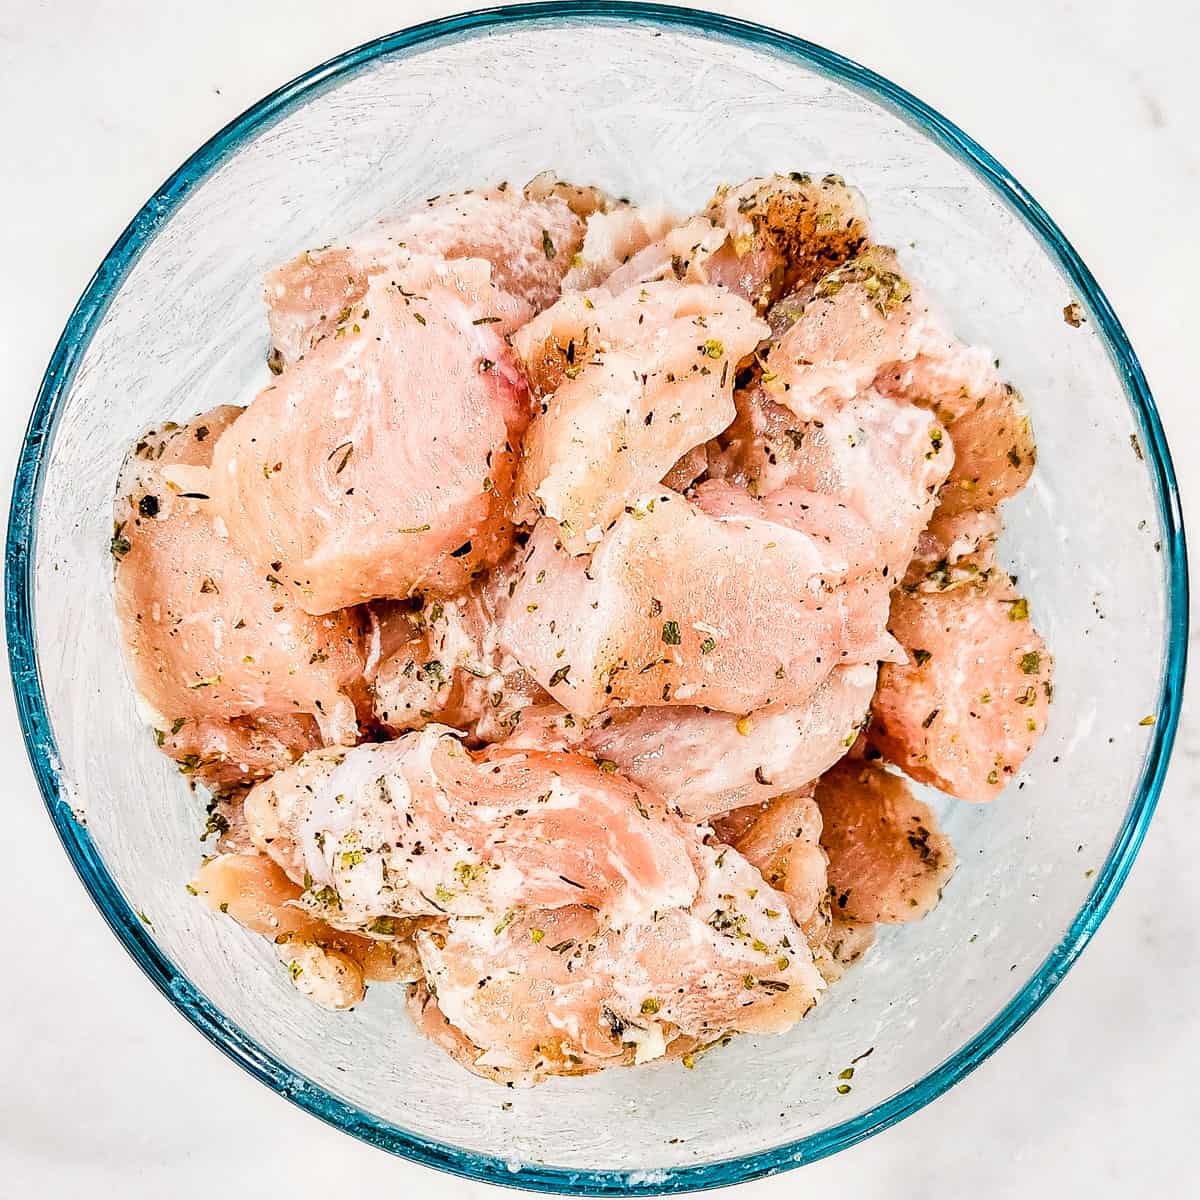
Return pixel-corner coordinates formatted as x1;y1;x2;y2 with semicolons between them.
6;3;1187;1192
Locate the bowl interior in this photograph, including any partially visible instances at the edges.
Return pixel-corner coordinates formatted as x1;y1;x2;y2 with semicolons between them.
14;8;1182;1191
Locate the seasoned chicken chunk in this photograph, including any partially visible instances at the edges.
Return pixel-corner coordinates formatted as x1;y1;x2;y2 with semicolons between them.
871;575;1053;801
522;171;617;219
812;914;877;984
903;507;1003;589
500;481;898;718
714;386;953;577
561;202;680;291
599;216;731;294
416;842;823;1084
370;567;549;743
816;762;957;922
716;789;832;950
565;173;868;314
757;247;950;420
243;729;699;931
214;257;531;613
156;712;324;792
265;185;583;365
113;408;364;777
875;346;1035;515
703;172;870;308
512;280;767;552
585;664;875;820
192;851;423;983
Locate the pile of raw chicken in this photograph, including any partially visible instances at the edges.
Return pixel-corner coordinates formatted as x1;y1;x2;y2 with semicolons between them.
112;172;1052;1085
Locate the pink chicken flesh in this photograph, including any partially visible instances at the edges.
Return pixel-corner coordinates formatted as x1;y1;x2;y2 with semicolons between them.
213;257;531;614
714;385;953;578
585;664;876;821
369;566;550;744
751;245;1033;516
717;789;832;952
243;728;701;931
415;841;823;1084
265;185;584;366
871;571;1053;801
758;246;949;421
112;407;364;783
874;345;1035;516
500;480;899;718
560;202;681;292
702;173;870;308
512;280;767;553
816;762;957;923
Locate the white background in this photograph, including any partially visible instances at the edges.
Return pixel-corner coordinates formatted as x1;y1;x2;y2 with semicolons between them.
1;1;1197;1196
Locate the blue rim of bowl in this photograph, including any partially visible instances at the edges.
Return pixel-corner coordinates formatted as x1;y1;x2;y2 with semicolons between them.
6;2;1188;1192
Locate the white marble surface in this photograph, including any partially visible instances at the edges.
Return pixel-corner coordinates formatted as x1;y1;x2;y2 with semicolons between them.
1;1;1196;1195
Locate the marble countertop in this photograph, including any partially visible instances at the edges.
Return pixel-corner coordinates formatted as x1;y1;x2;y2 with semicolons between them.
1;1;1196;1196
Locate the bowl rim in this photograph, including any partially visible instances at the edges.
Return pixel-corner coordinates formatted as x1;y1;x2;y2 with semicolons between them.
6;1;1189;1192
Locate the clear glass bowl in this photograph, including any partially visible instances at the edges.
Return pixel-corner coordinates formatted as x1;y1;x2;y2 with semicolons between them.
6;3;1187;1192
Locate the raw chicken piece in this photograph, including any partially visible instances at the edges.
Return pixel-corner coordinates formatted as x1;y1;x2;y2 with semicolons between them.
871;576;1053;801
371;570;549;743
494;701;589;754
752;245;1033;516
515;278;763;399
113;408;364;772
265;244;370;372
194;850;338;941
158;712;323;793
415;842;823;1083
265;186;582;365
513;280;767;553
875;346;1035;515
703;173;870;308
243;729;699;931
561;203;680;291
565;172;868;312
522;171;616;219
816;762;957;922
585;664;876;820
903;507;1002;589
714;386;953;576
408;983;520;1084
357;599;421;691
719;790;832;949
760;247;951;420
812;914;876;984
709;805;764;846
600;216;730;294
214;257;531;614
367;188;584;312
500;482;898;718
276;940;366;1010
708;378;807;498
192;852;422;985
417;905;626;1082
